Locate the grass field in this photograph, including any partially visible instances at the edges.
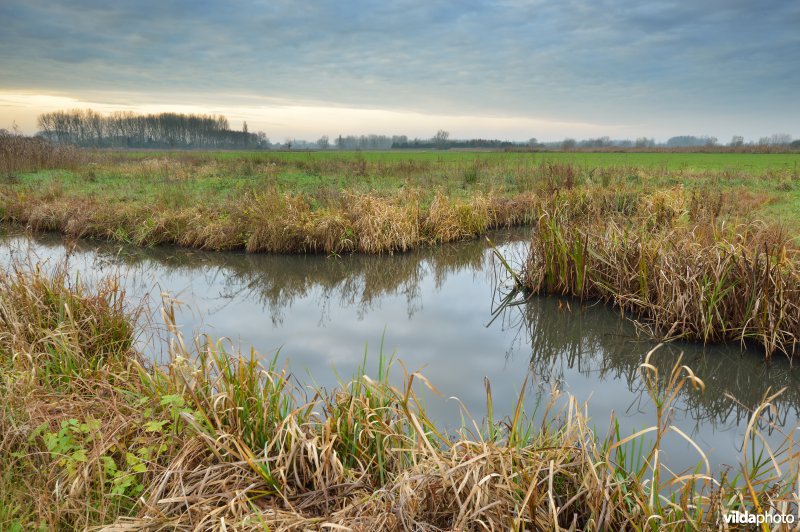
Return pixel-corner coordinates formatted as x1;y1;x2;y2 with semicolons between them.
3;146;800;526
2;146;800;254
103;149;800;173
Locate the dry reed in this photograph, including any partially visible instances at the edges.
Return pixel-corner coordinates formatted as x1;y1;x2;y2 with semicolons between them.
523;205;800;356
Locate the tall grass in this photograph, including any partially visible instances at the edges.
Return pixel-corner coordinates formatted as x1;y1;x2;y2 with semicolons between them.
1;264;799;529
522;198;800;356
3;185;539;254
0;132;83;177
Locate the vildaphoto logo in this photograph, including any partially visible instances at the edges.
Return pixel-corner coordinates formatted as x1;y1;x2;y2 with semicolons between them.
723;510;796;525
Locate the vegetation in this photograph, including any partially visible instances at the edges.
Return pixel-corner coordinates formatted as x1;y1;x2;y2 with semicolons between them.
521;186;800;357
1;264;799;529
1;142;800;255
0;130;83;177
28;109;799;152
37;109;269;149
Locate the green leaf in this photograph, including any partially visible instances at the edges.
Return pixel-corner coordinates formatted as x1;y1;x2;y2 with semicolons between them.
71;449;88;463
144;420;167;433
101;455;117;476
159;394;185;408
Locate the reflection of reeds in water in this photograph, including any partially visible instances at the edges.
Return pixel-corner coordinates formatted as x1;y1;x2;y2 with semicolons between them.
508;293;800;429
17;228;508;325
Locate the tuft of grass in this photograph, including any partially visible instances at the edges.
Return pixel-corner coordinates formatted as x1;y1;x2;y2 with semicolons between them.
523;199;800;356
0;132;83;177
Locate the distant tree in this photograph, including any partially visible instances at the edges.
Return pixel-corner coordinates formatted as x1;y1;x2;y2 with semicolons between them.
317;135;330;149
729;135;744;147
36;109;267;149
791;139;800;149
433;130;450;148
666;136;715;148
561;138;577;150
635;137;654;148
761;133;793;146
284;138;293;150
756;134;791;146
259;132;270;148
579;136;612;148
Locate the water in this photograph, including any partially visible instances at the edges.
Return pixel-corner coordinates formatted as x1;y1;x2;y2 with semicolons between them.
2;227;799;476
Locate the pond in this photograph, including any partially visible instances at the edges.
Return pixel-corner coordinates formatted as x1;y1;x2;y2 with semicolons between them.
2;227;799;476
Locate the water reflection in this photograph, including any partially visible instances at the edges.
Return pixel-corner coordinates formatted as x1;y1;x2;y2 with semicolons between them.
36;231;511;326
505;294;800;432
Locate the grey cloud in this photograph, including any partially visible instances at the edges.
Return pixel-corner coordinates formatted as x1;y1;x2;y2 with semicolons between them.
1;0;798;135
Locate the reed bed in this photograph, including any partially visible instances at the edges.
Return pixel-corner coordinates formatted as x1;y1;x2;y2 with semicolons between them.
0;186;539;254
0;132;84;177
1;264;799;529
522;200;800;356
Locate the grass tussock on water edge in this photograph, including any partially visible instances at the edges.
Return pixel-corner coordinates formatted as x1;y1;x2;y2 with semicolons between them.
2;265;799;529
522;190;800;356
2;186;539;254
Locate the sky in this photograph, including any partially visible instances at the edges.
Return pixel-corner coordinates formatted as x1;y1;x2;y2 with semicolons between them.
1;0;798;142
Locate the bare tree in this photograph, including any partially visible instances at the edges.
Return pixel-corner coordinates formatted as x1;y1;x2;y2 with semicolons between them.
433;130;450;148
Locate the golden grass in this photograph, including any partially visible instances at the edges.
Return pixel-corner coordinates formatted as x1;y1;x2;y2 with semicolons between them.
2;264;799;530
522;192;800;356
1;186;539;254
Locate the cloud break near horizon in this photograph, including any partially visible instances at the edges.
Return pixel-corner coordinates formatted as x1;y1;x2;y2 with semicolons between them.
1;0;798;142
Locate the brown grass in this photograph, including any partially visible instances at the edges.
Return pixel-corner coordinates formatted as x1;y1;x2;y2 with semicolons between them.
0;132;83;177
1;186;538;254
522;196;800;356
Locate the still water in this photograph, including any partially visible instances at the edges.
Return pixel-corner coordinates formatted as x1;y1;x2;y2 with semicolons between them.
2;227;799;475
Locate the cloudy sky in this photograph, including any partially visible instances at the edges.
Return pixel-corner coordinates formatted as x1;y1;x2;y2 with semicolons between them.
1;0;798;142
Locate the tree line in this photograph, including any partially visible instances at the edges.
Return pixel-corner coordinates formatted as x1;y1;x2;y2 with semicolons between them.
37;109;269;149
33;109;797;151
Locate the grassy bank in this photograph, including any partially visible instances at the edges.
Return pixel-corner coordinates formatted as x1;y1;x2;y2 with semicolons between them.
1;145;799;254
1;264;798;529
521;186;800;357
